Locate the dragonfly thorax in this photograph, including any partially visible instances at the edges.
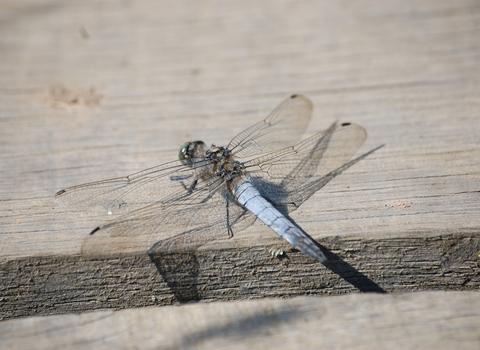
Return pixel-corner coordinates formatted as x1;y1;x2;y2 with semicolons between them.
206;145;245;181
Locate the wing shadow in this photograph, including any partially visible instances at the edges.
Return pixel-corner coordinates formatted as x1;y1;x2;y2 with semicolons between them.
148;250;201;302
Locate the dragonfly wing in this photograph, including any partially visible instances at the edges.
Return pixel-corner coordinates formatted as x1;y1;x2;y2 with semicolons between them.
81;178;255;257
246;123;367;216
148;194;256;255
55;159;210;219
228;95;313;158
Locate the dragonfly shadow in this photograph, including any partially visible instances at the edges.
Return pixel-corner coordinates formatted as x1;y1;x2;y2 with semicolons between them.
323;249;387;293
148;250;201;302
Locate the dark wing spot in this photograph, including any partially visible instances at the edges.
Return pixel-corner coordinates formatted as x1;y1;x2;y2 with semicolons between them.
341;122;351;126
55;189;66;197
290;94;298;98
90;227;100;235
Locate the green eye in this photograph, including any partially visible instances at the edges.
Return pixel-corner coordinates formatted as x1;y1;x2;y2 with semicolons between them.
178;143;191;163
179;141;206;165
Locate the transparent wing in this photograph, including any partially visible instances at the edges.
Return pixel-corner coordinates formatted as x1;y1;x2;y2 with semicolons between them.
56;97;365;258
245;123;367;216
228;94;313;158
55;159;211;219
141;189;257;256
55;96;311;219
81;178;256;257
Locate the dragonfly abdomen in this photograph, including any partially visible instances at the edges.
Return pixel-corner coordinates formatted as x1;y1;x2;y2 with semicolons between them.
233;180;326;263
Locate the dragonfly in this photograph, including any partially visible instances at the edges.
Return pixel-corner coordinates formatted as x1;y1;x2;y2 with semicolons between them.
55;95;367;263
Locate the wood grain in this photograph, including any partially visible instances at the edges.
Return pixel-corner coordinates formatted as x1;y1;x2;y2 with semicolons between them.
2;291;480;350
1;0;479;324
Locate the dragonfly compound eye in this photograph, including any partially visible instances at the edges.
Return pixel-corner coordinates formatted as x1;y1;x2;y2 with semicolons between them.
179;141;206;165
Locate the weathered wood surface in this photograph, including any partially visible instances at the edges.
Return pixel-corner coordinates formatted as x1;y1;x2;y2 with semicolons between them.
2;291;480;350
1;0;479;322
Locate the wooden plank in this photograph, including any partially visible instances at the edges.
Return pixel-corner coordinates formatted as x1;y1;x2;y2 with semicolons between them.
1;291;480;350
1;0;480;319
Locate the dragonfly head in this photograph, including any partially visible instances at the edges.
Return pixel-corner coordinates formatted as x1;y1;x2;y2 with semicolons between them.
179;141;207;166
